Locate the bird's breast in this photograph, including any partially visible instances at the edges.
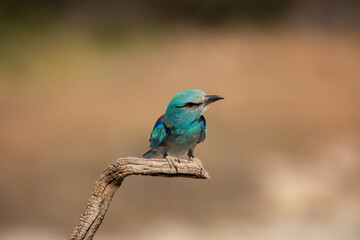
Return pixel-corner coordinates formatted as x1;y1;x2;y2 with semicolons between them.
163;121;202;156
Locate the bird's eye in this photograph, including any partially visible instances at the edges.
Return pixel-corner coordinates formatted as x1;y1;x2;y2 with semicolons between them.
184;103;196;107
176;102;201;108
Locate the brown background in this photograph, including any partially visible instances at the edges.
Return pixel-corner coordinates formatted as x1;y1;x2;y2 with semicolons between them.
0;1;359;239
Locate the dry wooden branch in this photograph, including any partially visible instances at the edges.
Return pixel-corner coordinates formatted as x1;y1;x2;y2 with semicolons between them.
69;157;210;240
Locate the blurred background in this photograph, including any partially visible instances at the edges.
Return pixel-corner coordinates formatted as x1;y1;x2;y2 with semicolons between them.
1;0;360;239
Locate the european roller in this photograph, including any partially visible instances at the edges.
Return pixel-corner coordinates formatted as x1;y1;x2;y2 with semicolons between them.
143;89;223;166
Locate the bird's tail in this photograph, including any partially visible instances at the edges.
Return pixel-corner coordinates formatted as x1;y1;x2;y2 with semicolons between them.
143;149;159;158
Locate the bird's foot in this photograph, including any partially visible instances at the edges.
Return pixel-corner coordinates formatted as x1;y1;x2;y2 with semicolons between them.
165;156;179;172
191;157;205;175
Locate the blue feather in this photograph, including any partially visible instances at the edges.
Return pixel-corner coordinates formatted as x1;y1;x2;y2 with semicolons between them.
149;116;169;149
143;89;222;158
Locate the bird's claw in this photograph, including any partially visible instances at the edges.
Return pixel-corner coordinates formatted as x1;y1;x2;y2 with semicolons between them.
190;157;206;176
165;156;179;172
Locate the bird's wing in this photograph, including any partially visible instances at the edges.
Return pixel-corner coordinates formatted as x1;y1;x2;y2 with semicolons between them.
149;114;170;149
198;115;207;143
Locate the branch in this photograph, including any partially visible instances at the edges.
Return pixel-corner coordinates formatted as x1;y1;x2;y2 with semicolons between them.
69;157;210;240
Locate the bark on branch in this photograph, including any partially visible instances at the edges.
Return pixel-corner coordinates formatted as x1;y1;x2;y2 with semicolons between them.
69;157;210;240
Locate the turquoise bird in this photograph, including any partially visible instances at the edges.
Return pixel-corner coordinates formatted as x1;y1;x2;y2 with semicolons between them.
143;89;223;164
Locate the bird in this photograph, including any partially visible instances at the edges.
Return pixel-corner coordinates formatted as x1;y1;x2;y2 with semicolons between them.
143;89;223;167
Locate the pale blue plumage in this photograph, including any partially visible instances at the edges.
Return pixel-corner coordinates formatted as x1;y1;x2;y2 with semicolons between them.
143;89;223;159
150;118;169;149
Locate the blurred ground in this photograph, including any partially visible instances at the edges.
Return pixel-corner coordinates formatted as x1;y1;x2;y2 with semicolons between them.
0;15;360;240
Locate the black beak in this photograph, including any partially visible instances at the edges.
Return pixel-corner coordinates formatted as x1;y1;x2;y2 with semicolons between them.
204;95;224;105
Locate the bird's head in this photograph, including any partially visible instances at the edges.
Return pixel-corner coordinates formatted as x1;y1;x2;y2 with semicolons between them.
164;89;224;127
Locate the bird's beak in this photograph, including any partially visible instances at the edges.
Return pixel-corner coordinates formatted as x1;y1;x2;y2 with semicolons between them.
204;95;224;105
